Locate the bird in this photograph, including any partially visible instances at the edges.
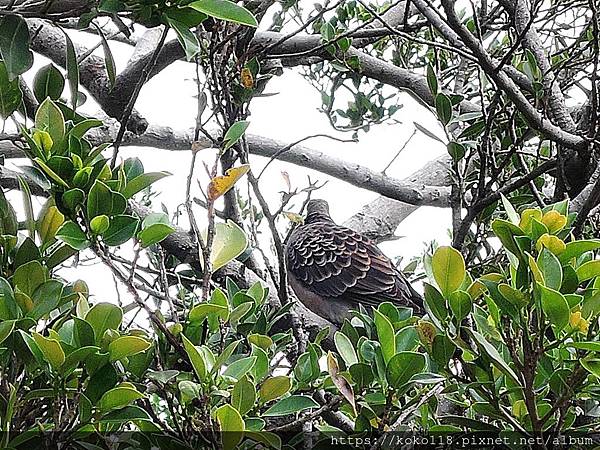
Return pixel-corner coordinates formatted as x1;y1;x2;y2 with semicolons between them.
285;199;423;325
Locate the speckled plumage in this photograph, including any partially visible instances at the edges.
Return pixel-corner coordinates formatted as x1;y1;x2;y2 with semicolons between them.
285;199;423;325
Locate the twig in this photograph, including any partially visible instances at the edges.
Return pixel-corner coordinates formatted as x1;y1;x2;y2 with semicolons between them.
268;396;342;432
94;245;187;359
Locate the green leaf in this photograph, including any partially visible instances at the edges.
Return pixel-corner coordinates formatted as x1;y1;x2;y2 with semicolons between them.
189;303;229;321
334;331;358;366
61;346;99;375
432;334;455;367
189;0;258;27
34;158;69;187
205;220;248;270
33;64;65;102
98;386;144;412
576;260;600;283
32;332;65;370
62;188;85;211
0;59;22;119
29;279;63;320
46;244;77;269
109;336;151;362
447;141;465;162
0;278;18;320
35;98;65;152
122;172;170;199
537;248;563;290
87;180;113;219
426;64;438;94
222;356;257;380
90;215;110;235
14;237;40;268
85;303;123;343
178;380;200;404
500;194;520;225
248;333;273;350
581;359;600;378
13;260;45;296
223;120;250;149
469;330;520;384
349;363;374;388
538;284;570;331
386;352;425;388
413;120;444;143
560;240;600;264
147;369;180;384
373;310;395;364
567;342;600;352
0;15;34;79
164;6;207;27
63;31;79;109
138;222;175;248
263;395;319;417
448;290;471;321
435;93;452;125
70;119;103;139
0;320;15;345
212;340;240;374
216;404;245;450
249;345;267;383
182;334;207;381
491;219;526;258
96;27;116;87
165;17;200;61
102;215;139;246
232;377;256;415
245;431;281;449
432;246;465;297
100;405;153;423
259;376;291;403
0;187;18;235
56;221;89;250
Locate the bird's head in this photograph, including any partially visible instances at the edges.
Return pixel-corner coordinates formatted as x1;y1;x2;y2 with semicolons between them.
305;199;333;224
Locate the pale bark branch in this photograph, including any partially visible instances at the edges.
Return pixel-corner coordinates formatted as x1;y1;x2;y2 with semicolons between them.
0;122;452;208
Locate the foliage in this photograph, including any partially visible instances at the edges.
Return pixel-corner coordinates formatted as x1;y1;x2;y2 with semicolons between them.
2;0;600;448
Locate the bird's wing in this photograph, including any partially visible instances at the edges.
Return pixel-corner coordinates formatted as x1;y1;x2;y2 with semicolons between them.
286;222;419;308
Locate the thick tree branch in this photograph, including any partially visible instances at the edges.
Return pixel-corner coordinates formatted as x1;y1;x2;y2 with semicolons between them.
344;155;452;241
27;19;148;133
1;121;451;207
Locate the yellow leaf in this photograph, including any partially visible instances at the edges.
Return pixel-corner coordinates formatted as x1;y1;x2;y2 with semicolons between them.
536;233;566;255
415;320;436;352
32;332;65;370
570;311;589;334
519;208;542;232
282;211;303;223
207;164;250;201
15;292;33;313
37;202;65;247
32;130;53;154
528;253;544;284
240;67;254;88
327;352;356;415
541;210;567;234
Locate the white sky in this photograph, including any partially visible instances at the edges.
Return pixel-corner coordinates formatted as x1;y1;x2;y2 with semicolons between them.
5;25;452;305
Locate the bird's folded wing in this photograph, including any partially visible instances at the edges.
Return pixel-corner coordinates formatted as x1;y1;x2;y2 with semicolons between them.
287;222;410;305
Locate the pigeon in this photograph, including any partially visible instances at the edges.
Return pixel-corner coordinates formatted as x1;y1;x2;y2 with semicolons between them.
285;199;423;325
